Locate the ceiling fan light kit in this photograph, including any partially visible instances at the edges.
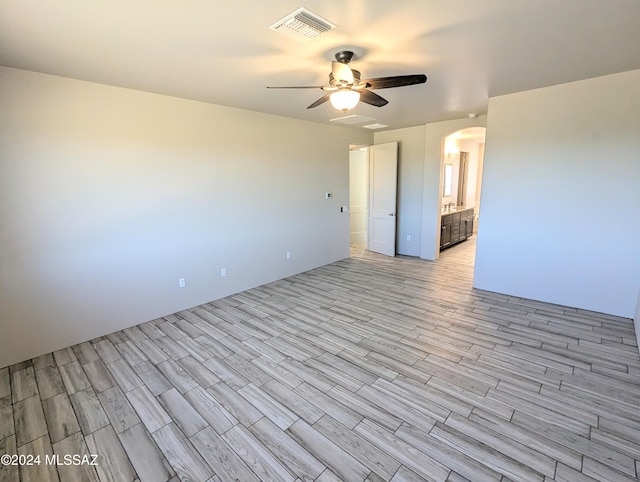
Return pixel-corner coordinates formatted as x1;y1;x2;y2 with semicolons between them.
330;89;361;112
267;50;427;113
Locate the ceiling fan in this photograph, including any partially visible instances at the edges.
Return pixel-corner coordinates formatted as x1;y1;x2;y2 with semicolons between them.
267;50;427;112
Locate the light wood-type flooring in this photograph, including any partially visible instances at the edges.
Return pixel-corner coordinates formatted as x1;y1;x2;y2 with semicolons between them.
2;237;640;482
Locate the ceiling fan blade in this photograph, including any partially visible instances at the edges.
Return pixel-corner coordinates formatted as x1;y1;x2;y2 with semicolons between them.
307;93;331;109
332;61;354;85
359;90;389;107
362;74;427;90
266;86;322;89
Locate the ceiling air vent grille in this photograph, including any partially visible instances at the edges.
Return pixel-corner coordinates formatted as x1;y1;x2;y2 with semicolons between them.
270;8;337;43
330;115;376;125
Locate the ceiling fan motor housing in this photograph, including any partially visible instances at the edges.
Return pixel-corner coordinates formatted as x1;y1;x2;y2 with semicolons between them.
329;69;361;87
335;51;354;63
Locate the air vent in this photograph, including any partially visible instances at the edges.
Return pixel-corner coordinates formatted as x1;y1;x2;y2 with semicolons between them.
270;8;337;43
330;114;376;125
362;123;389;130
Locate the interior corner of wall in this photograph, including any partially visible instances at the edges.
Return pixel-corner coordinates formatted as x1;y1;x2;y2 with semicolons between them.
634;289;640;354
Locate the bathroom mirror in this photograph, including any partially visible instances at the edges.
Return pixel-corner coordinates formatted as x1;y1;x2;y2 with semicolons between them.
443;163;453;196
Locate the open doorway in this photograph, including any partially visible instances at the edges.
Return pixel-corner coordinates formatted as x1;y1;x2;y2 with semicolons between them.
349;146;369;254
349;143;399;257
438;127;486;256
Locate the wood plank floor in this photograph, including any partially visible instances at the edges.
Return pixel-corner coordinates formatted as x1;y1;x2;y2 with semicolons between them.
2;237;640;482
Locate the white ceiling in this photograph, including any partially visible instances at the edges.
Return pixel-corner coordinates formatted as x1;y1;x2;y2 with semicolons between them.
2;0;640;131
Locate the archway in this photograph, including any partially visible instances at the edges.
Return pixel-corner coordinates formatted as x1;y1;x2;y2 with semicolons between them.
436;127;486;258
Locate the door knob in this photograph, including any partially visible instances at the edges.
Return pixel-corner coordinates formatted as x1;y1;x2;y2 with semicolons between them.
388;213;395;216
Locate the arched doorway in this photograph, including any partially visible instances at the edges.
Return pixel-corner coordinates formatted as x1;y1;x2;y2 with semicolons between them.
437;127;486;258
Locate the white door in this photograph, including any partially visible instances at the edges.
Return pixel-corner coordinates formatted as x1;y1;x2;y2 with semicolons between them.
368;142;398;256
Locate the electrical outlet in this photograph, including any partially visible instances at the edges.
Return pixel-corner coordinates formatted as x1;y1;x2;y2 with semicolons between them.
407;235;411;241
178;278;186;288
220;268;227;278
286;251;291;260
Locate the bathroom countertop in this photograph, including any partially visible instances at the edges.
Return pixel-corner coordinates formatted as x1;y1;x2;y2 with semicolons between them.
440;206;473;216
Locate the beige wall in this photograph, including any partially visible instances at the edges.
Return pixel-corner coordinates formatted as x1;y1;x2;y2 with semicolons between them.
474;69;640;317
0;67;372;368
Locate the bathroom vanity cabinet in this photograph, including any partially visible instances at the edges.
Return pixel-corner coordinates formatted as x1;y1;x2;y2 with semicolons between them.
440;207;474;250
